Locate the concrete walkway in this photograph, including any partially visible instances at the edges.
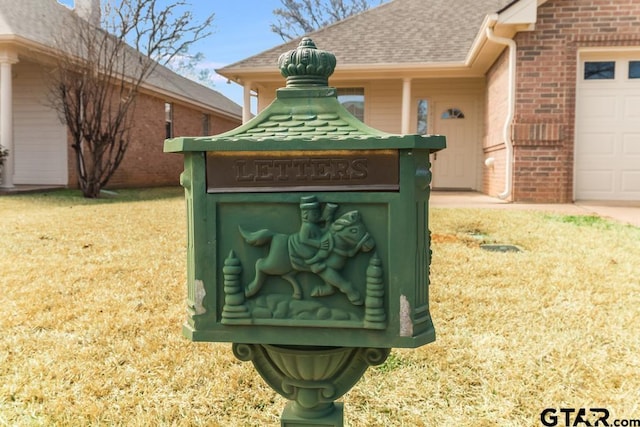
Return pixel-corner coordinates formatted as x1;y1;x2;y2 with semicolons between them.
430;191;640;228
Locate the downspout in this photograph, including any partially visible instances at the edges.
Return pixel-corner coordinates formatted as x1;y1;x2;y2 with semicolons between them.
486;15;516;200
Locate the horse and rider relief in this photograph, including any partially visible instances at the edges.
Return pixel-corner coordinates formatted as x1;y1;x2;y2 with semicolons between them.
221;195;386;327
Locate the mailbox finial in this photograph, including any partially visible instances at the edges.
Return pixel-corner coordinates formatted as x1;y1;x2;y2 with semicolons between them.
278;37;336;87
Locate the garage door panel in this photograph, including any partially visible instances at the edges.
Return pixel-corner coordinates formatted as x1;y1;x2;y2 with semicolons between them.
622;133;640;154
580;95;617;118
624;96;640;118
576;132;616;156
576;171;614;192
576;54;640;200
621;171;640;192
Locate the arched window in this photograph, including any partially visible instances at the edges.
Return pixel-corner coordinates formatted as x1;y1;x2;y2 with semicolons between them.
441;108;465;119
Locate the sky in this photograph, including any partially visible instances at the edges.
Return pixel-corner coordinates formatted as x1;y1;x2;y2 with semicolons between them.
56;1;290;108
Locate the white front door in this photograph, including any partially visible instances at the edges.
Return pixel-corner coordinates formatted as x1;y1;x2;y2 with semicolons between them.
431;101;478;190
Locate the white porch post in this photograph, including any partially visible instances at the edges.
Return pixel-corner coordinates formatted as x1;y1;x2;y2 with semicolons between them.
401;78;412;135
0;50;18;189
242;81;252;124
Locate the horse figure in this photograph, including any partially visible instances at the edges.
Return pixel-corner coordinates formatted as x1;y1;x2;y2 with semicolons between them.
239;210;375;305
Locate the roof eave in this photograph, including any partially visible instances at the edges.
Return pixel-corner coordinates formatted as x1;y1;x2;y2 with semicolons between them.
0;35;69;65
139;81;241;120
464;0;541;73
0;37;240;120
216;66;279;85
218;61;487;88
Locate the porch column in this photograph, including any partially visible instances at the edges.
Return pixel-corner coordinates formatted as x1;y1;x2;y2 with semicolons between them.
242;81;252;124
401;78;412;134
0;50;18;189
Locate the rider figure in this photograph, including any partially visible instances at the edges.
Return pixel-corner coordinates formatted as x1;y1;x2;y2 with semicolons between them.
298;196;337;273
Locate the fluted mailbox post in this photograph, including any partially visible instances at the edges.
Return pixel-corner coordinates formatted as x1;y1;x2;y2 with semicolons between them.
165;38;445;426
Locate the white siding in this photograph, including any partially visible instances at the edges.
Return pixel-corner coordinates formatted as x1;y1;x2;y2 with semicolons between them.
367;81;402;133
254;78;485;190
12;61;67;185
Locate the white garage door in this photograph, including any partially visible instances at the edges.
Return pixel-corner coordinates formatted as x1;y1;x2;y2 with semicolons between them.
575;52;640;201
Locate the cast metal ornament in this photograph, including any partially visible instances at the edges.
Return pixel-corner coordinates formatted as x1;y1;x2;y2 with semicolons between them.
232;343;390;420
222;196;387;329
278;37;337;87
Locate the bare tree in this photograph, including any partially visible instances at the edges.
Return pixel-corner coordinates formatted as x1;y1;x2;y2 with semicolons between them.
271;0;383;41
166;49;217;89
48;0;213;198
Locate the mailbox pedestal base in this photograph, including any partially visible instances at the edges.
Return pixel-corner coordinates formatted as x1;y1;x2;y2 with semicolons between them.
281;402;343;427
232;344;389;426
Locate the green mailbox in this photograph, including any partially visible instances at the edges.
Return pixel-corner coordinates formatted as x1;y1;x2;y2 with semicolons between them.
165;38;445;426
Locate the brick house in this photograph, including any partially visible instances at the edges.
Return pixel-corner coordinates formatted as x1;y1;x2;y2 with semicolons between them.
218;0;640;203
0;0;241;191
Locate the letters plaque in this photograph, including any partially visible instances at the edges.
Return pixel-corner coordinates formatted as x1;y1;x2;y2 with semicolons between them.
206;150;399;193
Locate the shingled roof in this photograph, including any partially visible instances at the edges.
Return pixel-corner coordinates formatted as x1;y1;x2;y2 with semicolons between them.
0;0;240;119
220;0;515;72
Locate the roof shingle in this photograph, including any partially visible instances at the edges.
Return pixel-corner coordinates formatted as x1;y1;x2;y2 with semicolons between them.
0;0;240;118
221;0;513;70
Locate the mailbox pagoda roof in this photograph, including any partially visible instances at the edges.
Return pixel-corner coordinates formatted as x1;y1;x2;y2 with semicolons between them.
165;38;445;153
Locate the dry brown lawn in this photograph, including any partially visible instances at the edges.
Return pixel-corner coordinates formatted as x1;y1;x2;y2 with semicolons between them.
1;188;639;426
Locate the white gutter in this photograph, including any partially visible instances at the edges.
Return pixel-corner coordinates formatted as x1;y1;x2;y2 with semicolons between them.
486;15;516;200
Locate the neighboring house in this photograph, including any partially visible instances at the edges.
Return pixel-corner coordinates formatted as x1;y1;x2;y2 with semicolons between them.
0;0;241;190
218;0;640;203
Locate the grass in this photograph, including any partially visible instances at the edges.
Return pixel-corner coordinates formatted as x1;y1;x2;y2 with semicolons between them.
1;188;639;426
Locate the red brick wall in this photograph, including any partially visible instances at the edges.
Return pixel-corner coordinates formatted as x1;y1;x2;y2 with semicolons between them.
483;49;509;199
67;92;241;189
507;0;640;202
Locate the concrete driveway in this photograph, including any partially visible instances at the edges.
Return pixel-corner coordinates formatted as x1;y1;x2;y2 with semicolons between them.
430;191;640;228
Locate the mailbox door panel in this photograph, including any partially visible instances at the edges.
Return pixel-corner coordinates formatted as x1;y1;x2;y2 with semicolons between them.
181;149;435;348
